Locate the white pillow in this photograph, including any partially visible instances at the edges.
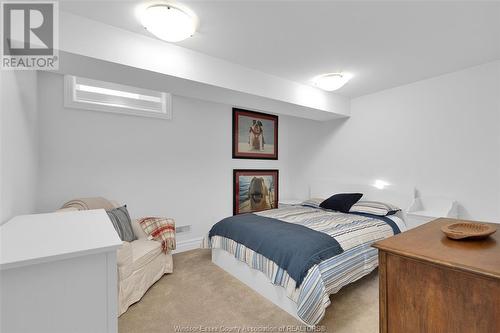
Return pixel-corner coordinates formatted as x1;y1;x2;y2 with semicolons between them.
349;201;401;216
301;198;324;208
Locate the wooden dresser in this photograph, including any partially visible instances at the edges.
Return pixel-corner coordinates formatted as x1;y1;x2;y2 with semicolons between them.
373;218;500;333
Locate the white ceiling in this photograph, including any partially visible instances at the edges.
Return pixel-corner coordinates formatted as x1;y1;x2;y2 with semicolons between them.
61;1;500;98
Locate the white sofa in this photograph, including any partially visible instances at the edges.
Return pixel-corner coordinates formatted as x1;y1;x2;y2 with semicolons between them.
117;216;173;315
58;201;173;316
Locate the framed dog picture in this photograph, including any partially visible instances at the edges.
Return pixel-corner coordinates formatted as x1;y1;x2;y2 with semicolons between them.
233;169;279;215
232;108;278;160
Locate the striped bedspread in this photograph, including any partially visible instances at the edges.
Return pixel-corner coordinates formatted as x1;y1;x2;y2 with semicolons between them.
204;205;406;326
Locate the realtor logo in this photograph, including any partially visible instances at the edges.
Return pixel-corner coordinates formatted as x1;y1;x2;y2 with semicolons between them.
1;1;58;70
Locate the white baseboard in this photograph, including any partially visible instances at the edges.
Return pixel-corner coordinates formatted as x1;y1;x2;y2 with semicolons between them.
173;237;203;254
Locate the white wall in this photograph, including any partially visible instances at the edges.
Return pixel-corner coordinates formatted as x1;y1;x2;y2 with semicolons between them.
36;72;320;243
306;61;500;222
0;71;39;224
34;60;500;240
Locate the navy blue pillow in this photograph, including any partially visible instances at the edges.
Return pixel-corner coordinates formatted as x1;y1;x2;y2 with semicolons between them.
319;193;363;213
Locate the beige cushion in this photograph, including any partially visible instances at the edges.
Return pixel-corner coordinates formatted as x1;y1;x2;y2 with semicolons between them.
131;219;148;239
131;239;162;271
56;207;79;213
109;200;120;209
117;241;133;280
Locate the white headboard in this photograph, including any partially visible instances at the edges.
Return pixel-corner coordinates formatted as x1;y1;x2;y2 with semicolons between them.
309;179;413;211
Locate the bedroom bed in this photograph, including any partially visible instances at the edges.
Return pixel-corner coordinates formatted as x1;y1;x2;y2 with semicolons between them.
204;183;411;326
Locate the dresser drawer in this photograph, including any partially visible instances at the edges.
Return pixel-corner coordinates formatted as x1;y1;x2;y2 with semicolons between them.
374;218;500;333
382;252;500;333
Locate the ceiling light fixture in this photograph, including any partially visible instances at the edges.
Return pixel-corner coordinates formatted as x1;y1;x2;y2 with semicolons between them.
312;72;353;91
140;3;197;42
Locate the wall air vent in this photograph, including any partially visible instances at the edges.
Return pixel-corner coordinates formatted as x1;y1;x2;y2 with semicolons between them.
176;225;191;234
64;75;172;120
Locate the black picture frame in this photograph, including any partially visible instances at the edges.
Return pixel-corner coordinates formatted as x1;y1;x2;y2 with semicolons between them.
233;169;279;215
232;108;278;160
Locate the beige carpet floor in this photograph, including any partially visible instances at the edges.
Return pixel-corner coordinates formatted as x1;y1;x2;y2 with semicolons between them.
119;249;379;333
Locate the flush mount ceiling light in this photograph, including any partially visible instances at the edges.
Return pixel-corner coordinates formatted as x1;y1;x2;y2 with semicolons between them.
312;72;353;91
140;3;197;42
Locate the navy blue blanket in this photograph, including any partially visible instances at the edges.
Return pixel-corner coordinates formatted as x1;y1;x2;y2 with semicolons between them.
209;213;343;287
349;212;402;235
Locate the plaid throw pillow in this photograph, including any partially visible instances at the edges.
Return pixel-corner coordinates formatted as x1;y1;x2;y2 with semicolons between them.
138;217;176;253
